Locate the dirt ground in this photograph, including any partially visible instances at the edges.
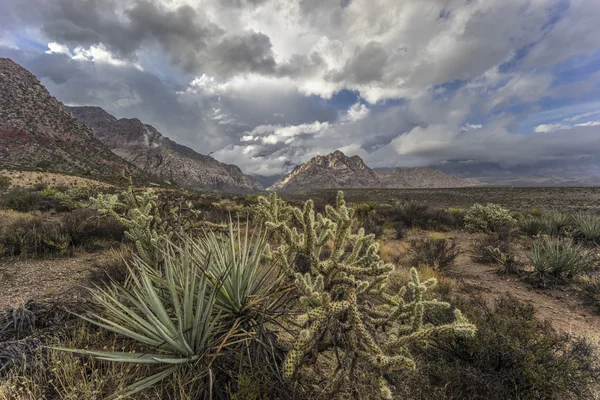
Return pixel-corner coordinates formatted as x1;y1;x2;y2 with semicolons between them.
386;230;600;343
0;251;111;310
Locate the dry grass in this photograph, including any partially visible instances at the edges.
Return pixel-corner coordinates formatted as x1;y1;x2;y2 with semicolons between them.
0;323;156;400
0;170;110;190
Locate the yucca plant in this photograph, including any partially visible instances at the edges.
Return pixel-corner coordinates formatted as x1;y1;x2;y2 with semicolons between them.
542;211;570;237
530;238;597;286
519;215;547;237
192;221;287;317
54;239;221;399
189;221;290;376
572;212;600;244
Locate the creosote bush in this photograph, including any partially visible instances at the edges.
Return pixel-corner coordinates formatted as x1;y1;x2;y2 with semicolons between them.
473;230;520;274
395;295;600;400
464;203;516;233
409;233;460;272
256;192;475;399
0;214;70;258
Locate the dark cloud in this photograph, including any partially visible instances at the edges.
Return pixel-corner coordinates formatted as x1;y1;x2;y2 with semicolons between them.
332;41;389;84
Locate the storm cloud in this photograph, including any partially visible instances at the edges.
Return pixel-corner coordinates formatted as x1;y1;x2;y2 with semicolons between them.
2;0;600;179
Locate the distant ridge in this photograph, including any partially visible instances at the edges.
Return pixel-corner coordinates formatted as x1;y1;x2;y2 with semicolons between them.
268;150;480;191
0;58;143;182
69;106;264;192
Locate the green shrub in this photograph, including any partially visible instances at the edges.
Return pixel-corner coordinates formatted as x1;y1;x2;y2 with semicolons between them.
519;215;547;236
409;233;460;272
389;202;462;231
396;296;600;400
61;208;125;250
0;215;70;258
542;211;571;237
473;231;520;274
529;238;597;286
464;203;516;233
0;189;63;212
572;212;600;244
0;175;11;192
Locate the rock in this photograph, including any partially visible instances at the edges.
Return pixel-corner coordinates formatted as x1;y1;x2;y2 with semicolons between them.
0;58;144;182
69;106;263;192
268;150;481;192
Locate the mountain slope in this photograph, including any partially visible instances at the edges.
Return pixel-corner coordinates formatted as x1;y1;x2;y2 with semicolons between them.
377;167;481;188
0;58;140;181
268;151;480;191
268;150;381;191
69;106;263;192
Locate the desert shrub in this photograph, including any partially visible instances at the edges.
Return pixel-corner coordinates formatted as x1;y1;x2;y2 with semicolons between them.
464;203;516;233
394;222;406;239
529;238;597;286
395;202;432;229
256;192;475;398
0;175;11;192
62;208;125;250
0;215;70;258
409;233;460;272
447;207;466;228
361;213;385;238
0;189;63;212
89;244;134;285
473;231;520;274
0;300;76;375
392;202;461;231
572;212;600;244
396;295;600;400
353;202;385;238
539;211;571;237
582;274;600;314
519;215;547;236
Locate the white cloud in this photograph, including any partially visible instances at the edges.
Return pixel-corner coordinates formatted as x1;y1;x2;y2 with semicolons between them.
345;102;370;122
564;110;600;122
535;123;569;133
46;42;143;70
575;121;600;127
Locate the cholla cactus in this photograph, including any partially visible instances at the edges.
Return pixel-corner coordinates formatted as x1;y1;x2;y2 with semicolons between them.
464;203;516;233
257;192;476;399
90;187;169;265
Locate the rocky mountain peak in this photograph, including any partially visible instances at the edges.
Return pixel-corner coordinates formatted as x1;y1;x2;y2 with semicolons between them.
69;106;263;192
0;58;142;180
268;150;480;191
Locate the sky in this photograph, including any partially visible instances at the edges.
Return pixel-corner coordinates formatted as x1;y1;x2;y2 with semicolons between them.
2;0;600;179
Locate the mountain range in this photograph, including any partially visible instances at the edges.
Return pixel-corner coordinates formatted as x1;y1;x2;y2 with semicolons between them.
3;57;595;192
68;106;263;192
268;150;480;191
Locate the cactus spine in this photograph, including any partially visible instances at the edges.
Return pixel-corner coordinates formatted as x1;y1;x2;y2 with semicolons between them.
90;187;169;265
257;192;476;399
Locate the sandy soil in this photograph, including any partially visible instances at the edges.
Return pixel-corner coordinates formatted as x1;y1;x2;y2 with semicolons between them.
0;251;110;309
